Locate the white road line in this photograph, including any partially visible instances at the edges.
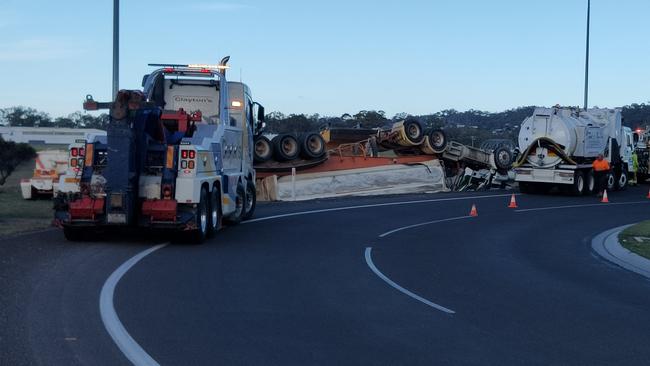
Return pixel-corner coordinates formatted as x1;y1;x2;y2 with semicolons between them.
515;201;650;213
100;243;168;366
364;247;455;314
244;193;515;224
379;216;472;238
100;194;500;362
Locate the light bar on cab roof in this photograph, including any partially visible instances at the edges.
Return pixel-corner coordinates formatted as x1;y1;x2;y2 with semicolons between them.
188;64;230;70
149;63;229;70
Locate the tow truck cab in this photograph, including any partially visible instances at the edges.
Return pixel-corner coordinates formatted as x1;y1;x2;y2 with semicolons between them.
55;58;265;242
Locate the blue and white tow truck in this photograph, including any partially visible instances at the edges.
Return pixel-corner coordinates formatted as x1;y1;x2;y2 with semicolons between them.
54;57;265;242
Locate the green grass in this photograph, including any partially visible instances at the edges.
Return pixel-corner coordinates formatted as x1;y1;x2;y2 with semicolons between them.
0;160;53;237
619;221;650;260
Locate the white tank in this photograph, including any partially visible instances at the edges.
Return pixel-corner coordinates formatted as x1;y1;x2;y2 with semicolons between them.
518;107;621;167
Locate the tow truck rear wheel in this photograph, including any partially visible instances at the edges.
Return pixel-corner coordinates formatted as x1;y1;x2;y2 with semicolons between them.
190;188;209;244
224;183;245;226
207;186;221;238
243;180;256;220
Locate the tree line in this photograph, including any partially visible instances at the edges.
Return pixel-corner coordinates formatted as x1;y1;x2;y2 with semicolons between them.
0;107;109;129
3;103;650;146
0;136;36;186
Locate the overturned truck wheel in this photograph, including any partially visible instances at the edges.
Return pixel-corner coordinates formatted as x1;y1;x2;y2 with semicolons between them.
428;129;448;153
299;132;326;159
272;134;300;161
253;136;273;163
493;146;513;170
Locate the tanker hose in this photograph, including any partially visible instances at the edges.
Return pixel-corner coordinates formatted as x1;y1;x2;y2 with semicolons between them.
512;137;577;168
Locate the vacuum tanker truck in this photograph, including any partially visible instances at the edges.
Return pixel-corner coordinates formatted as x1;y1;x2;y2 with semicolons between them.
514;106;634;195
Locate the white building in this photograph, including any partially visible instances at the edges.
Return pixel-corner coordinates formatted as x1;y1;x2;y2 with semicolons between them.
0;126;106;146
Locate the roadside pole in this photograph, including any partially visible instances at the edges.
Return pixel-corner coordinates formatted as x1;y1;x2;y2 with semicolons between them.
112;0;119;98
291;167;296;201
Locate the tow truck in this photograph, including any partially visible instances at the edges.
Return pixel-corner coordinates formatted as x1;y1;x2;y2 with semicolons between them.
54;57;265;242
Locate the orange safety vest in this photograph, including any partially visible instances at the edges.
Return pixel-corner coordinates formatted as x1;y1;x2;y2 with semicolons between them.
592;159;610;172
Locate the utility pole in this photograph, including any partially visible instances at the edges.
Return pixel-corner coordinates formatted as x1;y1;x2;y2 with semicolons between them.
112;0;119;98
583;0;590;110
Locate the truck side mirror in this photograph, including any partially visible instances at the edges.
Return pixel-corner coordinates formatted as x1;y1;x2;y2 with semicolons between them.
141;74;150;87
258;105;265;122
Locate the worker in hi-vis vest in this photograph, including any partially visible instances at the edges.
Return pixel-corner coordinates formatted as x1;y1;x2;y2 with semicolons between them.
630;151;639;186
592;153;611;197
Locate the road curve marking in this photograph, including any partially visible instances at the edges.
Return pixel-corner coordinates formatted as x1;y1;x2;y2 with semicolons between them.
515;201;650;213
100;243;168;366
244;193;515;224
364;247;455;314
379;216;472;238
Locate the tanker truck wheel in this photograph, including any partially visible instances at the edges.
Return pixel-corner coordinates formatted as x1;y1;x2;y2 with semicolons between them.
616;170;628;190
253;136;273;163
570;171;585;196
428;129;448;153
606;173;616;192
190;188;209;244
299;132;326;159
584;170;596;195
272;134;300;161
224;183;245;225
207;186;221;238
243;180;256;220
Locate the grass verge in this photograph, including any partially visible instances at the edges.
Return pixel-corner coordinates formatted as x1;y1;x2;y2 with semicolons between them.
619;221;650;260
0;160;53;237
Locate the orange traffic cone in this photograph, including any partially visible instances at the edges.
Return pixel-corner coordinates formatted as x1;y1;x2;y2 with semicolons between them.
508;194;518;208
601;190;609;203
470;204;478;217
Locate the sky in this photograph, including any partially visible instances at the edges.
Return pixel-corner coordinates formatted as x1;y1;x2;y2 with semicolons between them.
0;0;648;118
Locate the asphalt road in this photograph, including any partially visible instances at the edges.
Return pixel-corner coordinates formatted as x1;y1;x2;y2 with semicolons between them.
2;188;650;365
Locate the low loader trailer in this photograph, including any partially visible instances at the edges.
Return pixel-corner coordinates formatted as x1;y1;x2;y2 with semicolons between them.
54;57;265;243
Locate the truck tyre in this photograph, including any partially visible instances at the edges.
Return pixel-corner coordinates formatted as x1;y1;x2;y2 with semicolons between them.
584;170;595;195
254;136;273;163
272;134;300;161
606;172;616;192
224;183;245;225
243;180;256;220
207;186;221;238
299;133;326;159
403;119;424;145
616;170;628;190
571;171;585;196
493;146;513;170
190;188;209;244
427;129;448;153
63;226;87;242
